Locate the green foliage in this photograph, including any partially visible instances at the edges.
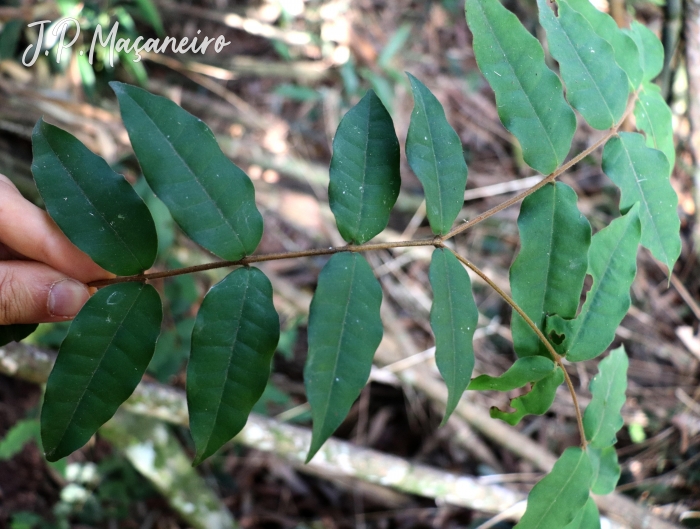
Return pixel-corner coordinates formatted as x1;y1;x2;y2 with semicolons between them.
468;356;555;391
466;0;576;174
490;368;564;425
626;21;664;83
510;183;591;358
329;90;400;244
588;446;621;495
406;74;468;234
0;419;40;460
563;498;601;529
429;248;478;423
304;252;383;461
41;283;162;461
187;267;280;464
635;82;675;169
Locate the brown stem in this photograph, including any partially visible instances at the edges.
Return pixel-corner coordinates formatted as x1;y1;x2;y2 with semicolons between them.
442;90;640;241
89;238;440;288
444;246;587;450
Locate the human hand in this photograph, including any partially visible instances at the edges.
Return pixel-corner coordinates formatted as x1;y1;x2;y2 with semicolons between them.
0;174;113;324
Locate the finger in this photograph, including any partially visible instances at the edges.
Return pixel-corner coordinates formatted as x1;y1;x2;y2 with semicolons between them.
0;175;113;283
0;261;91;324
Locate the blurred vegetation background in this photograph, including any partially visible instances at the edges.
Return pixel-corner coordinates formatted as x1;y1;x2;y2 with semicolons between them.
0;0;699;527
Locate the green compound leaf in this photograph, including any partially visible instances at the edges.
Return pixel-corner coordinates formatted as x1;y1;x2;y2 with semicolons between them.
188;267;280;465
583;346;628;448
565;0;642;89
563;498;601;529
405;74;468;235
0;324;38;347
329;90;400;244
625;21;664;83
588;446;621;495
510;183;591;358
537;0;628;130
635;82;675;170
515;447;593;529
31;119;157;276
546;205;641;362
429;248;478;423
490;368;564;426
465;0;576;174
468;356;555;391
602;132;680;271
41;283;162;462
304;253;383;461
111;82;263;261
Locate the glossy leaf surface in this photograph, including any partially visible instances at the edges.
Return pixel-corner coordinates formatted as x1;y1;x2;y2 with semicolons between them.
563;498;601;529
583;346;628;448
588;446;621;495
491;368;564;425
565;0;642;88
188;267;280;464
510;183;591;358
546;206;641;362
515;447;593;529
537;0;628;129
111;82;262;261
625;21;664;83
405;74;468;234
602;132;680;271
41;283;162;461
31;119;157;275
429;248;478;423
0;324;38;347
635;82;675;170
468;356;555;391
329;90;400;244
466;0;576;174
305;253;383;461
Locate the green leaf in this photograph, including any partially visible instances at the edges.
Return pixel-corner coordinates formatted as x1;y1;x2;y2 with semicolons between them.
602;132;680;271
111;82;263;261
563;498;601;529
41;283;162;461
188;267;280;464
405;74;468;234
625;21;664;83
515;447;593;529
133;0;164;35
0;324;38;347
510;183;591;358
328;90;400;244
490;368;564;425
546;206;641;362
564;0;642;89
465;0;576;174
537;0;628;129
468;356;555;391
0;419;40;460
429;248;478;423
635;82;675;170
583;346;628;448
31;119;158;276
304;253;383;461
588;446;621;494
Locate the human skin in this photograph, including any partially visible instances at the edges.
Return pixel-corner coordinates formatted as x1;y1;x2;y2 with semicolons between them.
0;173;113;325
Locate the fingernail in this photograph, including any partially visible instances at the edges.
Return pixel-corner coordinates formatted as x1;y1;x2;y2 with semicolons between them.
48;279;89;318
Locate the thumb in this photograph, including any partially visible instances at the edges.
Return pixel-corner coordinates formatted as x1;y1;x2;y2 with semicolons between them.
0;261;90;325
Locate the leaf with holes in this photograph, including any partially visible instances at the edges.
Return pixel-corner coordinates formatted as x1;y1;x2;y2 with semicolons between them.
510;183;591;358
304;252;383;461
635;82;675;170
537;0;628;129
468;356;555;391
429;248;478;423
111;82;263;261
31;119;157;276
188;267;280;464
466;0;576;174
602;132;680;271
546;206;640;362
328;90;400;244
41;283;162;461
491;368;564;425
405;74;468;235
